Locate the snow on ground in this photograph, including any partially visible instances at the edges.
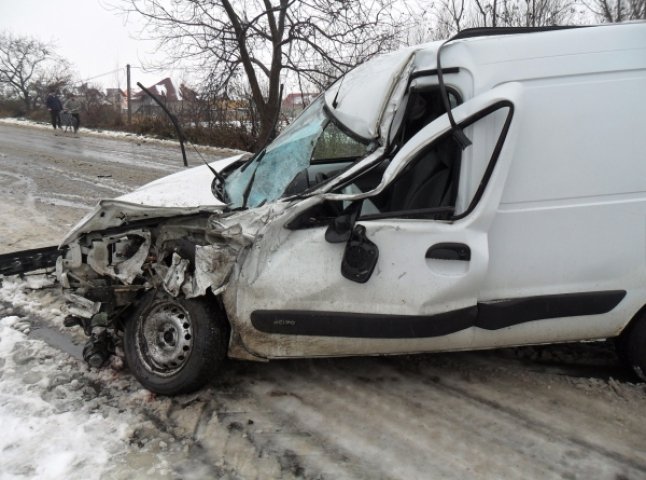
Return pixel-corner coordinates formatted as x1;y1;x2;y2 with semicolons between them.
0;314;127;479
0;276;214;480
0;276;129;479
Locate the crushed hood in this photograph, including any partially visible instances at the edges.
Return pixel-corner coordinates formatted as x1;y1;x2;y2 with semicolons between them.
59;154;249;246
118;154;247;208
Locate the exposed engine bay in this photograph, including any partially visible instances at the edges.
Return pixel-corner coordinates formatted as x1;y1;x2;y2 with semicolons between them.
56;205;280;368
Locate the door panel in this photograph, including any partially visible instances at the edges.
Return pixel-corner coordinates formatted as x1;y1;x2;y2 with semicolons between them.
232;85;522;358
234;217;487;357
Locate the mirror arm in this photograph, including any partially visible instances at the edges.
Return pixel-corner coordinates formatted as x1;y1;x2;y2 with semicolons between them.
325;201;363;243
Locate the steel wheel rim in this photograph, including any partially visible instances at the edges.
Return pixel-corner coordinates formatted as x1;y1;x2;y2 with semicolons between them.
136;301;193;377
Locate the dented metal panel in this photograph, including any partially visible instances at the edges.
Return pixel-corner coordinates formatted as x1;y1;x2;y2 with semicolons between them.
324;46;421;142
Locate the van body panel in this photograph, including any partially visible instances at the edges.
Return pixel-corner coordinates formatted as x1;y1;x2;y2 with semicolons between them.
232;86;523;358
478;66;646;343
55;24;646;377
232;26;646;357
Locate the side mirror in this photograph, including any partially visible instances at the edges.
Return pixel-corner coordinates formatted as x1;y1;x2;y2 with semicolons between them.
341;224;379;283
325;201;362;243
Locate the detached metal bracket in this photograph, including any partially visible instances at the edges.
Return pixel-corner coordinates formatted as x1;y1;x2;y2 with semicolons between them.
0;245;64;276
136;82;188;167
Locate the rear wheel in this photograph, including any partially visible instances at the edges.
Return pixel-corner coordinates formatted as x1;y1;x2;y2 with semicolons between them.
616;315;646;381
124;291;228;395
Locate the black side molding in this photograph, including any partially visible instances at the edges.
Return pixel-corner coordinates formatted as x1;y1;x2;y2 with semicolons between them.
251;307;477;339
250;290;626;339
476;290;627;330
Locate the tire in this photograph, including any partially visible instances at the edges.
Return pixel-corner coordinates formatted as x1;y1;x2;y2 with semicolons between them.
616;315;646;382
123;291;228;395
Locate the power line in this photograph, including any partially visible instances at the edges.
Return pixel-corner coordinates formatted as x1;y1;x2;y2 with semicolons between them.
71;68;123;86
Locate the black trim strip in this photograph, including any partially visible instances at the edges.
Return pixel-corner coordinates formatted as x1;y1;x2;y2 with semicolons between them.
406;68;460;93
250;290;626;338
476;290;626;330
452;100;514;220
447;26;590;42
251;307;476;339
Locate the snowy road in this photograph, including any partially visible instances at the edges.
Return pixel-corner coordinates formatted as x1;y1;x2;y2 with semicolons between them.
0;120;231;253
0;121;645;479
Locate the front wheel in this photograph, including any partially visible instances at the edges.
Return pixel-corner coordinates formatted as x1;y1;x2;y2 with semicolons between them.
123;291;228;395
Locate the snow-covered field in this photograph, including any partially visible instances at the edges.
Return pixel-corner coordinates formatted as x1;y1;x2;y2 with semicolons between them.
1;120;645;479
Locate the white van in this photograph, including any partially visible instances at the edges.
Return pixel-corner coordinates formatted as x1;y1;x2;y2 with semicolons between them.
57;23;646;395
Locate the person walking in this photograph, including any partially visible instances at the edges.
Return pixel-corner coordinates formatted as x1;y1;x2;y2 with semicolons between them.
64;93;82;134
45;92;63;132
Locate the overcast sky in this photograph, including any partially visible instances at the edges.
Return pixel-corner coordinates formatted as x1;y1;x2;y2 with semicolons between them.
0;0;166;89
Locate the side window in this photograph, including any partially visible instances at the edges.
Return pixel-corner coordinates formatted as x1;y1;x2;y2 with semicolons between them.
312;122;368;161
356;87;462;218
369;134;460;218
363;103;512;220
398;89;460;145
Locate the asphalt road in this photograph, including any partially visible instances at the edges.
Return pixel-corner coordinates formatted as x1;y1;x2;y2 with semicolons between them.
0;121;222;253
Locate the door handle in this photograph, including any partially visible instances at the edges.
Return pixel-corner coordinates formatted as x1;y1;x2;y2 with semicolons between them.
426;243;471;261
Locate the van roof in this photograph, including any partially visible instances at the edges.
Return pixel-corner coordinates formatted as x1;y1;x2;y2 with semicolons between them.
416;22;646;69
326;22;646;142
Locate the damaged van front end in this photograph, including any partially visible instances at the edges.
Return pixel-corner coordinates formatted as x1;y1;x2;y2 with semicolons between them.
54;60;405;392
44;24;646;395
57;194;290;367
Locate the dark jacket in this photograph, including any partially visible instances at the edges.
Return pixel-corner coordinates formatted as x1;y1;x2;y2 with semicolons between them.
46;94;63;111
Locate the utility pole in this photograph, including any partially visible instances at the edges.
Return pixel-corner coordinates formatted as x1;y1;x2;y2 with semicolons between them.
127;64;132;125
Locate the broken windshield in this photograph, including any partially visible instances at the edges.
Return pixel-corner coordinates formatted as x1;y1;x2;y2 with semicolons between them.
224;95;367;209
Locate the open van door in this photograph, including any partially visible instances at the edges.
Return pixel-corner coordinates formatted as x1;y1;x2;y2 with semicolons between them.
234;83;523;359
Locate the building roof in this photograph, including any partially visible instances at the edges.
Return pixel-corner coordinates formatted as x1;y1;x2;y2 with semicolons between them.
282;92;318;109
133;78;181;102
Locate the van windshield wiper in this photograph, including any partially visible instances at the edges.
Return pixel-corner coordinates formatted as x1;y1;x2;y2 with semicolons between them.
242;168;257;209
212;173;228;203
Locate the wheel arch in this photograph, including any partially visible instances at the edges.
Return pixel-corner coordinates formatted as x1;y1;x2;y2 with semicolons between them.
617;302;646;339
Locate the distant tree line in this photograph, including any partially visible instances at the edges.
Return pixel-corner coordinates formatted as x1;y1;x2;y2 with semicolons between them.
423;0;644;39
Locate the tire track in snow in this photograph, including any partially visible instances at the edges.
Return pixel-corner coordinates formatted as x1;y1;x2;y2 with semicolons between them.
257;361;545;479
0;171;38;194
388;355;646;478
31;161;137;196
181;356;646;480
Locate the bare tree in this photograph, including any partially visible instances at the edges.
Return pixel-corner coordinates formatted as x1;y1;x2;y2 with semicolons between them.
0;32;63;111
120;0;405;149
31;60;73;110
584;0;646;21
428;0;580;38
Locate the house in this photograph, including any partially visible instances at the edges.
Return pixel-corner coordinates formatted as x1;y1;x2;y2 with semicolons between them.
131;78;182;117
105;88;127;113
281;92;318;120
